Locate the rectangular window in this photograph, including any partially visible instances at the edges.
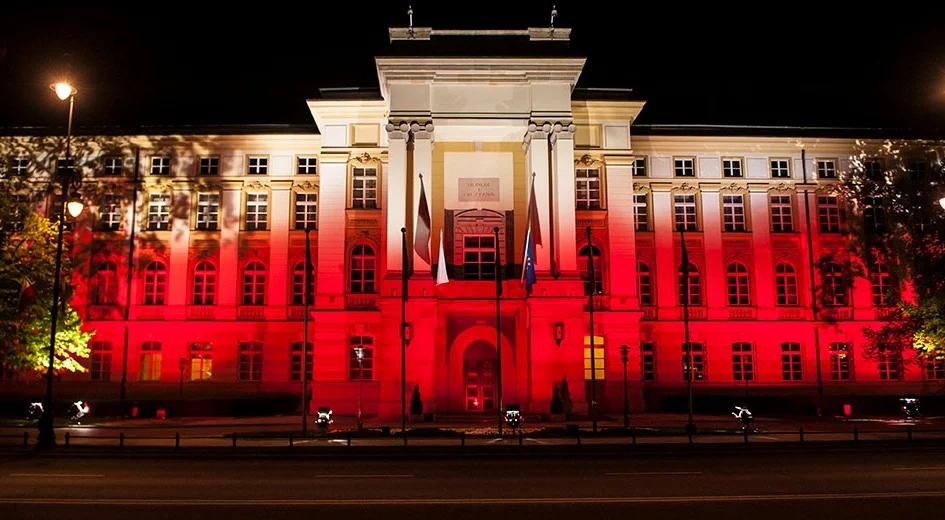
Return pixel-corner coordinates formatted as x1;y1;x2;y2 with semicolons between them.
817;195;841;232
583;336;605;381
290;342;314;382
103;156;123;176
190;342;213;381
770;195;794;232
351;167;378;209
247;156;268;175
673;194;697;231
926;358;945;381
195;193;220;231
98;194;122;231
770;159;790;178
239;341;263;382
10;157;29;177
722;194;747;232
575;168;602;210
864;160;883;180
633;194;649;231
139;341;162;382
864;196;885;234
829;342;852;381
147;193;170;231
682;342;705;381
817;160;837;179
463;235;497;280
632;157;647;177
90;341;112;381
780;342;802;381
674;158;695;177
877;345;901;381
640;342;655;381
198;156;219;176
722;158;743;178
349;336;374;380
150;156;171;176
731;342;753;381
245;193;268;231
297;156;318;175
294;193;318;230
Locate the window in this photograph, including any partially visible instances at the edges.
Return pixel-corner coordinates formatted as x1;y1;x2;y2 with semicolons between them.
678;262;702;306
150;156;170;176
770;195;794;232
583;337;605;380
775;262;799;306
349;336;374;380
139;341;162;382
294;192;318;230
877;345;901;381
637;262;653;306
770;159;790;178
98;194;123;231
781;342;802;381
722;194;747;232
195;193;220;231
198;156;219;176
726;262;751;306
640;342;655;381
818;195;842;232
674;158;695;177
817;160;837;179
822;262;848;307
192;261;216;305
143;261;167;305
864;196;885;234
238;341;263;382
870;261;893;306
242;261;266;305
722;158;743;178
291;261;314;305
731;342;753;381
829;342;851;381
908;160;927;177
633;194;649;231
632;157;647;177
575;168;602;210
245;193;268;231
190;342;212;381
10;157;29;177
351;167;378;209
864;160;883;181
297;156;318;175
56;158;75;175
103;156;123;176
247;156;268;175
673;194;697;231
926;358;945;381
579;244;603;296
90;341;112;381
290;342;313;381
682;342;705;381
462;235;496;281
147;193;170;231
91;261;118;305
350;245;376;293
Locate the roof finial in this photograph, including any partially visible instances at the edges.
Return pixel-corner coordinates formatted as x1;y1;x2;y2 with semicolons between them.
408;4;415;37
550;5;557;28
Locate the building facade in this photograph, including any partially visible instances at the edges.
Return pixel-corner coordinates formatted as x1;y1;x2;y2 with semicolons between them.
5;28;944;417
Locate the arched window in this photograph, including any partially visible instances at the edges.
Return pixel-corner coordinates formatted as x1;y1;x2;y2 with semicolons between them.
775;262;798;306
143;261;167;305
726;262;750;306
242;261;266;305
192;261;216;305
350;245;376;293
92;261;118;305
678;262;701;306
869;261;893;306
292;261;314;305
578;244;603;296
637;262;653;306
822;262;848;307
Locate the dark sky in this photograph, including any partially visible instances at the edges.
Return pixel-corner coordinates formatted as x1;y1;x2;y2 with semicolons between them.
3;1;945;134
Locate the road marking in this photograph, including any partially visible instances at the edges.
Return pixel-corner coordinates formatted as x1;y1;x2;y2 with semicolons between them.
606;471;702;476
2;491;945;506
894;467;945;471
9;474;105;478
310;474;414;479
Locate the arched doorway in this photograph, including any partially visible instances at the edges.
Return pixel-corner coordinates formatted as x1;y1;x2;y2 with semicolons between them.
463;341;497;412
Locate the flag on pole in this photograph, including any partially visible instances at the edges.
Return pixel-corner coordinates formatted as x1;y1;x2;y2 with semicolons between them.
414;174;432;265
521;175;541;294
436;229;450;285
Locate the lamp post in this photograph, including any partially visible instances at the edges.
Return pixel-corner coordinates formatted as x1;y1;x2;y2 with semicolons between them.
620;344;629;429
354;345;365;431
585;226;598;433
37;82;82;450
680;224;696;435
178;357;186;398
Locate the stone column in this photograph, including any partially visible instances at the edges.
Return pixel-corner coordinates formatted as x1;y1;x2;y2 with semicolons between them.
700;187;724;310
605;160;637;309
315;155;348;309
218;181;243;318
267;179;293;315
167;181;192;319
652;187;676;317
523;122;552;271
750;188;775;311
410;121;434;276
550;122;577;273
385;122;409;276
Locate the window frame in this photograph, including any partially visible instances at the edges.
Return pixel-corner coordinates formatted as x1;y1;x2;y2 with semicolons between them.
149;156;171;176
769;158;791;179
350;244;377;293
673;157;695;178
721;157;743;178
246;155;269;175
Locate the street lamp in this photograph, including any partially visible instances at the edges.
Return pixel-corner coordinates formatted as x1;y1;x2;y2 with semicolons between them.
939;196;945;211
37;81;82;450
620;344;629;429
679;223;696;435
353;345;365;431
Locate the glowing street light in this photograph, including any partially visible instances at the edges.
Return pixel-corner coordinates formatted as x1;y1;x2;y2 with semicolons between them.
938;196;945;211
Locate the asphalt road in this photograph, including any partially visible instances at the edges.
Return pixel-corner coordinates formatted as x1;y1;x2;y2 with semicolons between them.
1;445;944;519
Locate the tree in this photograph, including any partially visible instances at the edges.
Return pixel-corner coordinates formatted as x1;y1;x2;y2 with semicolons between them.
839;139;945;375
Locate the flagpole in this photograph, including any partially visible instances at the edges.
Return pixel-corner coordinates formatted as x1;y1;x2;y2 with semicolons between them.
494;226;503;436
401;226;408;442
586;226;598;433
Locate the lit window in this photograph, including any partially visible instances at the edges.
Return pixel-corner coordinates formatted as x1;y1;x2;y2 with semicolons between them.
780;342;802;381
294;192;318;230
632;157;647;177
196;193;220;231
678;262;702;306
579;244;603;296
242;261;266;305
770;159;790;178
143;261;167;305
674;158;695;177
190;342;212;381
583;336;605;381
90;341;112;381
139;341;162;382
147;193;170;231
633;193;649;231
98;194;123;231
150;156;171;176
462;235;496;281
722;194;746;232
775;262;799;306
297;157;318;175
198;156;219;176
238;341;263;381
91;261;118;305
245;193;268;231
682;342;705;381
350;245;376;293
817;195;842;233
731;342;753;381
770;195;794;232
247;156;268;175
349;336;374;380
351;167;378;209
575;168;602;210
673;194;697;231
829;342;852;381
726;262;751;306
817;160;836;179
637;262;653;306
192;261;216;305
722;158;742;178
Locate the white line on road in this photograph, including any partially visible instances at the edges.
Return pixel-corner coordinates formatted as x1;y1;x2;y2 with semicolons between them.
606;471;702;476
9;474;105;478
894;467;945;471
310;474;414;479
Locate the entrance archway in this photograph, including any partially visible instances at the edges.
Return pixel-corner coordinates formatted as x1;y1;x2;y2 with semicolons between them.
462;341;497;412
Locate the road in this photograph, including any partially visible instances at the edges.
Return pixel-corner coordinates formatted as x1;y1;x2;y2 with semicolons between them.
1;445;944;519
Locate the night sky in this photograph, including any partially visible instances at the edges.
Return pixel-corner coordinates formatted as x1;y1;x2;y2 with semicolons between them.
3;1;945;134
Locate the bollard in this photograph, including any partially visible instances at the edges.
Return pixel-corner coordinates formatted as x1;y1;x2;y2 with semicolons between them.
743;428;749;444
460;431;465;447
799;427;804;443
64;432;70;447
175;433;180;449
232;432;237;448
518;432;523;446
907;426;913;442
119;432;125;449
853;427;859;442
346;432;351;447
23;431;28;447
576;429;581;446
403;432;408;447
